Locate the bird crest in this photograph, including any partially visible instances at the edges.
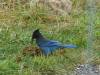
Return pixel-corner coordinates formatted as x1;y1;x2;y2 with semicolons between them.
34;29;40;33
32;29;44;40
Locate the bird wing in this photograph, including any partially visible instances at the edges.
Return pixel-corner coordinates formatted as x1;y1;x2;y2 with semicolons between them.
40;42;61;55
43;40;63;47
42;40;77;48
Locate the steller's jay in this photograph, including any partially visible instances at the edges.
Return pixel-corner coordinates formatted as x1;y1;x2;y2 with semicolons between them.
31;29;77;56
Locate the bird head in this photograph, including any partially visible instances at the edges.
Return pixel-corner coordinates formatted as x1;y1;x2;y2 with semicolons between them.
31;29;45;44
32;29;40;39
31;29;40;44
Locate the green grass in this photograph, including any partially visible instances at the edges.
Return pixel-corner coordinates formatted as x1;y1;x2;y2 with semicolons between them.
0;2;100;75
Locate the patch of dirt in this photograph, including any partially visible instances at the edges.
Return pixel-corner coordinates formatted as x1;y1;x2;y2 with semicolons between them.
22;45;42;56
16;56;22;63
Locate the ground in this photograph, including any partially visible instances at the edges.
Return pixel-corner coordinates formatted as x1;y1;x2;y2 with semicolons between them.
0;0;100;75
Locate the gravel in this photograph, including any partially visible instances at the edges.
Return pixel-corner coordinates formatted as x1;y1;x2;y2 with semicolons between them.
74;64;100;75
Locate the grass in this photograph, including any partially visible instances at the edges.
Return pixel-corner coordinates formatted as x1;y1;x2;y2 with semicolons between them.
0;1;100;75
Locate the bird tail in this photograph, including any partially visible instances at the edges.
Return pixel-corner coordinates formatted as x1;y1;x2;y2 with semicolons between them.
63;44;77;48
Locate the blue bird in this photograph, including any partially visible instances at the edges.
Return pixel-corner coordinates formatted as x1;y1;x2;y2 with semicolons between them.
32;29;77;56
